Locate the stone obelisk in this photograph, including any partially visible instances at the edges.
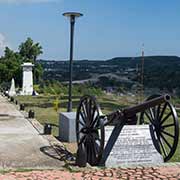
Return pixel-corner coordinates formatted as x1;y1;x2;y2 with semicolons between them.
9;78;16;97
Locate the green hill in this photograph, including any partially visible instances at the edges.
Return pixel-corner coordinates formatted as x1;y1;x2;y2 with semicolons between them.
39;56;180;94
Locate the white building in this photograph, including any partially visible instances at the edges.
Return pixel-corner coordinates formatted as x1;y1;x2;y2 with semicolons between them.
21;63;34;95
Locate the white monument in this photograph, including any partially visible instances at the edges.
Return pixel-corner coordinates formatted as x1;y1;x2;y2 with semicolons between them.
9;78;16;97
21;62;34;95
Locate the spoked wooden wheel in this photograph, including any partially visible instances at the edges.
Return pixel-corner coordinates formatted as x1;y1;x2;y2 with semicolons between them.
140;94;179;162
76;95;105;165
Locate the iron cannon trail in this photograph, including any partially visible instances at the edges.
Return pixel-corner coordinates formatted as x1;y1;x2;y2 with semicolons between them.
75;94;179;166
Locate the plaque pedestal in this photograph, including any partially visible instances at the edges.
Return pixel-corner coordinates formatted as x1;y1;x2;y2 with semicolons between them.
59;112;77;142
104;125;163;167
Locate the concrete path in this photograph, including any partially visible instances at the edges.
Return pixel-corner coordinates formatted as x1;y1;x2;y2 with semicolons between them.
0;95;66;169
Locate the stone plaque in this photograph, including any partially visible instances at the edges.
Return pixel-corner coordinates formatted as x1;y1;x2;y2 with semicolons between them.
104;125;163;167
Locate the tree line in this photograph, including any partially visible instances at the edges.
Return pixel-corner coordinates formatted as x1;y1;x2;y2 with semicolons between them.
0;37;43;89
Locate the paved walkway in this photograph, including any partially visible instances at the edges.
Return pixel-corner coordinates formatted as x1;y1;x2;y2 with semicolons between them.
0;165;180;179
0;95;66;169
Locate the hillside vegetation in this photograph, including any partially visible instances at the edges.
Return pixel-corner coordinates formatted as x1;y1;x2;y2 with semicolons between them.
40;56;180;95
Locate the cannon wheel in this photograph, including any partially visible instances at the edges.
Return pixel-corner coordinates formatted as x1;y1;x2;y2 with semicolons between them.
140;94;179;162
76;95;105;165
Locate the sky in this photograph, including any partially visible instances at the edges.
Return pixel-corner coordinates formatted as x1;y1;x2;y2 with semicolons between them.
0;0;180;60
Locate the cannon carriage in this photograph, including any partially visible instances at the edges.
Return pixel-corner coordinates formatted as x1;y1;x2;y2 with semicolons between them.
76;94;179;166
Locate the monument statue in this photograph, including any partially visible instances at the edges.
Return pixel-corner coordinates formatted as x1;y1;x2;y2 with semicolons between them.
21;62;34;95
8;78;16;97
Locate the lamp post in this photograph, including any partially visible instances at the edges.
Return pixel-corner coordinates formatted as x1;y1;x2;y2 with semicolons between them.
63;12;83;112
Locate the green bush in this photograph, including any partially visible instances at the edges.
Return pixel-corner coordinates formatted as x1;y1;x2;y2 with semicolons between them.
37;80;103;97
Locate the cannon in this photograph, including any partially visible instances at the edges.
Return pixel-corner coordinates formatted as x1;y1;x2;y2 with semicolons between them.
76;94;179;166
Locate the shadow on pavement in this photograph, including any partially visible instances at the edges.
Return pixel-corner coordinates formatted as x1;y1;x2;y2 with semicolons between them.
40;145;75;162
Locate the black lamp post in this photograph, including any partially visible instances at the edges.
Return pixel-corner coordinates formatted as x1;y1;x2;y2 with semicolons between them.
63;12;83;112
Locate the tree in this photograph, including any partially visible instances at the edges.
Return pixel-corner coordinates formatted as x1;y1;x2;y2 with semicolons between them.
4;47;15;59
0;47;22;86
34;63;43;83
19;37;43;62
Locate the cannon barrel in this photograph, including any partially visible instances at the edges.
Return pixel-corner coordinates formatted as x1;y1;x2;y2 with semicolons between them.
123;94;170;118
106;94;171;123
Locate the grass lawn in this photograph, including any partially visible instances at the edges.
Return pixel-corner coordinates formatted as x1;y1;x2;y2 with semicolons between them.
14;94;180;162
15;95;80;136
15;94;138;133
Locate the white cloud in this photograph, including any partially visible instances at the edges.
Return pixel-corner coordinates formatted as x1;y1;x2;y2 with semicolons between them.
0;33;10;55
0;0;59;4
